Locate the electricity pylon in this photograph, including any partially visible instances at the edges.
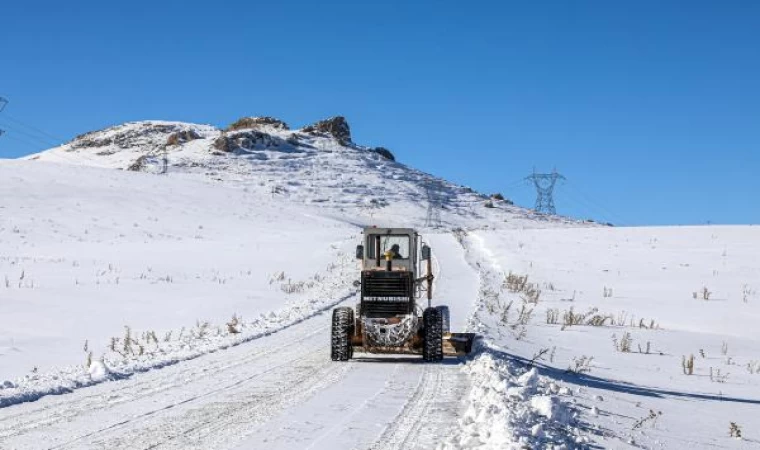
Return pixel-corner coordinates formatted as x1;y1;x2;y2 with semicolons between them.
526;169;565;215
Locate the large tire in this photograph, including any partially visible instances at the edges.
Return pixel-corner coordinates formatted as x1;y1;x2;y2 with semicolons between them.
422;307;444;362
331;307;354;361
436;305;450;334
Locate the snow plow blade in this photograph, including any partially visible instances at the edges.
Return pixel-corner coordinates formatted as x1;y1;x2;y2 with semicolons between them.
443;333;477;356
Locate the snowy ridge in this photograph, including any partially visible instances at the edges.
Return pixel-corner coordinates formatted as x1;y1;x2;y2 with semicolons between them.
24;116;584;230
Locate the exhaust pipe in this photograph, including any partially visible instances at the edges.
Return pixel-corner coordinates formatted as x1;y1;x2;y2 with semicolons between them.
386;252;393;271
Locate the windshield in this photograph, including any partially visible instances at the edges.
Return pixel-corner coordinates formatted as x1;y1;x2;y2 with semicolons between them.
367;235;411;260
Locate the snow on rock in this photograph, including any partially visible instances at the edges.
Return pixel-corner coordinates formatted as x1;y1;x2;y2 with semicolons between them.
24;116;584;230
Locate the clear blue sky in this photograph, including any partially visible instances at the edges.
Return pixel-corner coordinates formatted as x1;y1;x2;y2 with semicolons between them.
1;1;758;225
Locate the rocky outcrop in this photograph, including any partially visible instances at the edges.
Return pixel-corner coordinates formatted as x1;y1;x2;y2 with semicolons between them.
301;116;351;143
370;147;395;161
212;130;284;153
166;130;201;146
70;123;186;150
226;116;289;132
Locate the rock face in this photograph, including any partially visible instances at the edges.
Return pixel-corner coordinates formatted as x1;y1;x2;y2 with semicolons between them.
370;147;395;161
226;117;289;132
302;116;351;143
213;130;285;153
71;123;181;150
166;130;201;146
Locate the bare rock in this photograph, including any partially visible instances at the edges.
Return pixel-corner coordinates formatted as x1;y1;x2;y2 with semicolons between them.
370;146;395;161
226;116;289;132
212;130;284;153
166;130;201;146
302;116;351;143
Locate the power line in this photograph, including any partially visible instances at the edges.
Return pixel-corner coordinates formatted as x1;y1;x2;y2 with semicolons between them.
563;181;628;226
525;168;565;215
424;179;443;228
0;120;60;148
1;113;65;144
556;188;608;224
0;98;67;153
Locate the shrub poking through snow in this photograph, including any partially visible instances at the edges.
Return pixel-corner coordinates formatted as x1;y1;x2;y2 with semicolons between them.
632;410;662;430
612;332;633;353
546;308;560;325
504;272;541;303
682;354;695;375
710;367;729;383
729;422;742;439
227;314;241;334
567;355;594;374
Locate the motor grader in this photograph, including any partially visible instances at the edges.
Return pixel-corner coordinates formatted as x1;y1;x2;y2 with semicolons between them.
331;227;476;362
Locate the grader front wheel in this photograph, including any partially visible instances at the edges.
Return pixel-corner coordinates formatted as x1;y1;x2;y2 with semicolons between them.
422;307;444;362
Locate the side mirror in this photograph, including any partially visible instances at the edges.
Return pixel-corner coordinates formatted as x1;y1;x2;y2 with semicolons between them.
421;245;431;261
356;245;364;260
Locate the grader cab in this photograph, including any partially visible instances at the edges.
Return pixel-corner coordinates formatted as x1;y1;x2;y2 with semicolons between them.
331;227;476;362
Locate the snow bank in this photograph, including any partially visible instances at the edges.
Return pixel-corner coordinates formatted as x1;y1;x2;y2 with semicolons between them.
442;346;586;450
0;272;356;408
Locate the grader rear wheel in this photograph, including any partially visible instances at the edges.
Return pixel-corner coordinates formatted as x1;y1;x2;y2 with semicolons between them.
435;305;450;334
331;307;354;361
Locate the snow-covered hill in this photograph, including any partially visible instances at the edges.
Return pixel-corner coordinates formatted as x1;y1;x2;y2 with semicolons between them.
24;115;581;230
1;116;758;449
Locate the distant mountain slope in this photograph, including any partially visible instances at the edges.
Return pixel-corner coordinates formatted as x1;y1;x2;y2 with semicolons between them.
23;115;582;230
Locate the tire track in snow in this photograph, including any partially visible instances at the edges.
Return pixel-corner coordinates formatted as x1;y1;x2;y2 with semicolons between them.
0;294;359;449
0;320;329;443
367;364;468;450
79;350;353;450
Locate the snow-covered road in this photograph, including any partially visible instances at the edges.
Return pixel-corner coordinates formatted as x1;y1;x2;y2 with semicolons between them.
0;233;477;450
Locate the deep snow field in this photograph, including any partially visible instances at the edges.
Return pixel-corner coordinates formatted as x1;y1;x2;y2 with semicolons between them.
1;118;758;449
462;227;760;449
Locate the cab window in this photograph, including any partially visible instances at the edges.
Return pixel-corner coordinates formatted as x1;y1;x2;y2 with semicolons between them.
367;235;411;260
